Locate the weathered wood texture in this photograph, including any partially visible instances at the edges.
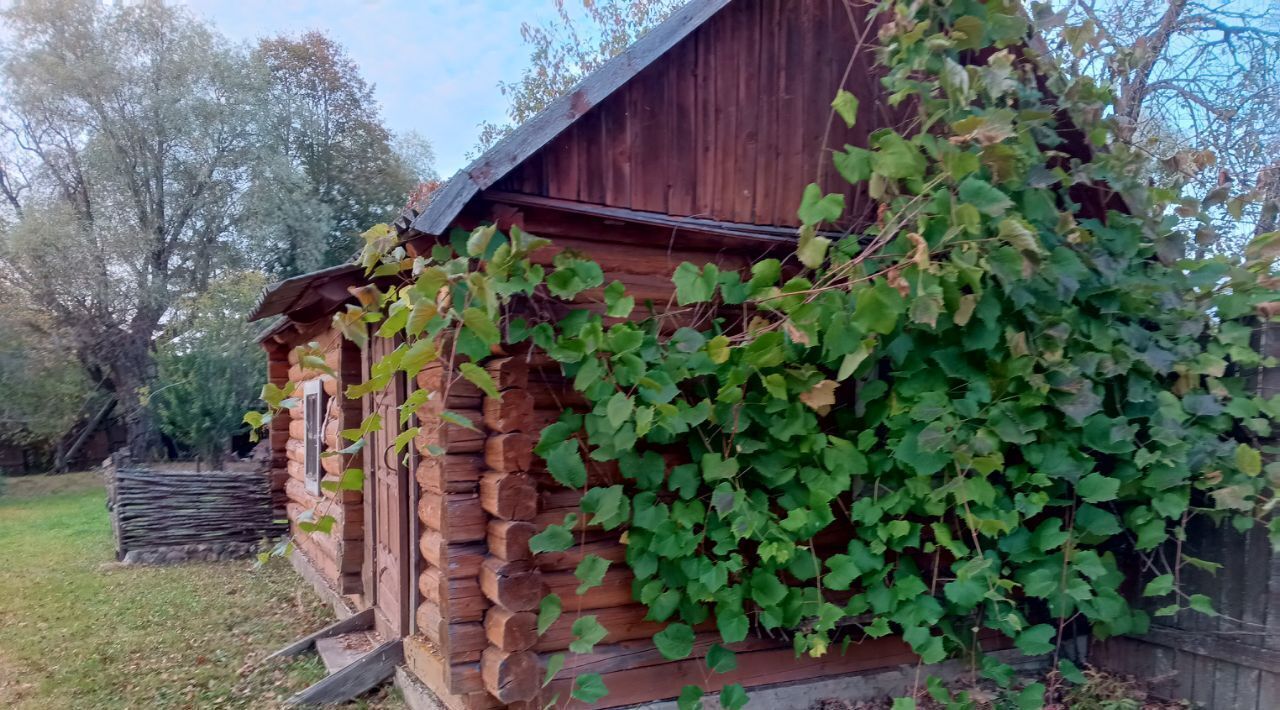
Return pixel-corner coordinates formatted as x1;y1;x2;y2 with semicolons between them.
490;0;899;230
103;454;283;560
470;354;545;704
365;333;415;639
405;360;502;698
285;638;404;706
1095;320;1280;709
265;607;375;661
1093;518;1280;709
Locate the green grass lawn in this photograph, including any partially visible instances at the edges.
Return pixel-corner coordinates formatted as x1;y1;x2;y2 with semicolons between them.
0;472;401;709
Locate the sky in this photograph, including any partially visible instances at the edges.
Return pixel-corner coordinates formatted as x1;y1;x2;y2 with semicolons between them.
181;0;563;176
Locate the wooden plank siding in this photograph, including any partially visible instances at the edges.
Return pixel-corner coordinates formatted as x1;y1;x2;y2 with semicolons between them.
1092;518;1280;709
490;0;903;231
1094;320;1280;709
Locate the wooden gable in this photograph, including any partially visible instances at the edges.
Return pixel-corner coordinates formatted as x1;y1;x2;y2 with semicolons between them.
489;0;901;230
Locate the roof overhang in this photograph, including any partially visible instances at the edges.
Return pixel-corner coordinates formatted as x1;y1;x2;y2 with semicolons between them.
410;0;732;237
248;263;364;323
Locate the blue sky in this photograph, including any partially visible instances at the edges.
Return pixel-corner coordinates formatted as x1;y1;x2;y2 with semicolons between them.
182;0;563;175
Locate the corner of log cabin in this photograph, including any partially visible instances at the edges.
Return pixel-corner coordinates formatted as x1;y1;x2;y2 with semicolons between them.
265;341;292;520
275;320;366;601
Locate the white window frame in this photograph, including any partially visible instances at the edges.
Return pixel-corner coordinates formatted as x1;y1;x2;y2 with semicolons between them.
302;379;325;496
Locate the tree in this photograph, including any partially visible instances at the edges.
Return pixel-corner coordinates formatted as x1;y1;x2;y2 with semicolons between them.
393;130;441;184
0;308;98;465
0;3;424;462
0;0;267;459
251;32;426;275
474;0;683;153
1037;0;1280;253
152;273;266;466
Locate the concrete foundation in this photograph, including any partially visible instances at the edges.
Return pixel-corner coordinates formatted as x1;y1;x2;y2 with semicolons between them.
395;648;1052;710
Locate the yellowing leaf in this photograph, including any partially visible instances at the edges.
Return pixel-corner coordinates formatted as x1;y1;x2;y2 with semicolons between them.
706;334;731;364
953;294;977;326
837;341;873;381
782;320;812;346
797;224;832;268
799;379;837;415
1235;444;1262;476
831;89;860;128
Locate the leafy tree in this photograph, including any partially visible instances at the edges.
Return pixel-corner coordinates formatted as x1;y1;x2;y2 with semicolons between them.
0;2;423;460
0;0;268;459
152;273;266;466
393;130;441;184
474;0;683;152
0;309;97;460
251;31;426;275
1038;0;1280;253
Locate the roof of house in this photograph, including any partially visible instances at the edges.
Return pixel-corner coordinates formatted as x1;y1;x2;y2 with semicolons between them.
410;0;731;237
248;262;362;323
250;0;1127;326
251;0;731;323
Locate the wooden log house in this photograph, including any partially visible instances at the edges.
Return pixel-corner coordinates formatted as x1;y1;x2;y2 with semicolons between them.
249;1;1112;706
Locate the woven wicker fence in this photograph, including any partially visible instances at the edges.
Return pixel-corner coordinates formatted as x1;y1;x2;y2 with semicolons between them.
103;453;285;564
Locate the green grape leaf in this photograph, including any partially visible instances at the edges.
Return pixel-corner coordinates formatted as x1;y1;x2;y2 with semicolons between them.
529;519;575;554
677;685;704;710
458;362;500;400
832;89;860;128
798;183;846;226
538;594;562;635
571;673;609;703
1014;624;1057;656
720;684;749;710
706;644;737;673
653;622;695;660
958;176;1014;216
604;280;634;318
575;554;611;594
569;616;608;654
1077;473;1120;503
545;440;586;488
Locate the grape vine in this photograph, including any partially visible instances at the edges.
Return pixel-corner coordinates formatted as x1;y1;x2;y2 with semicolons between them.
255;0;1280;707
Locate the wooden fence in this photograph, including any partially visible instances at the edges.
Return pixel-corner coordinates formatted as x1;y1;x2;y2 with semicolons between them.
104;454;284;563
1094;321;1280;709
1093;519;1278;708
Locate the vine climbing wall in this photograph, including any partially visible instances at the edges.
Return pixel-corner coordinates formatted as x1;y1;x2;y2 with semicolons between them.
394;233;1023;709
1093;319;1280;709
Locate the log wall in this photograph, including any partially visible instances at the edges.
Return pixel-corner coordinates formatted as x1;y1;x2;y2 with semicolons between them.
269;321;366;597
394;230;999;708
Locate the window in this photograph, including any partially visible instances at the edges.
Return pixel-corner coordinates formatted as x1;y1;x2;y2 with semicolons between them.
302;379;324;496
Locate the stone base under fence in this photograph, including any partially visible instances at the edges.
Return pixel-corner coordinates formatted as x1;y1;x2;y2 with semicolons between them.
121;541;261;565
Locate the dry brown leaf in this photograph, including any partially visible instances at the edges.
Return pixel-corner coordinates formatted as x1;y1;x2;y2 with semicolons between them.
799;379;838;415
